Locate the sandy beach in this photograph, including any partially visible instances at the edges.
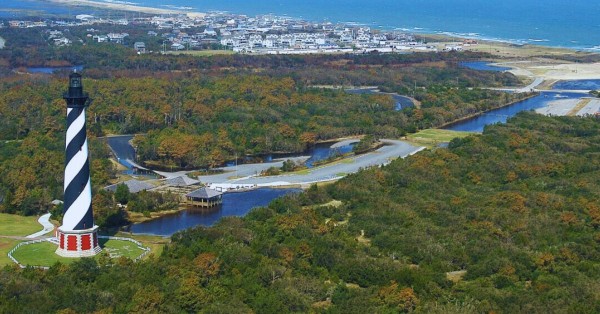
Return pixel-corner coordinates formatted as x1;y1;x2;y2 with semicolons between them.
486;60;600;88
45;0;205;17
535;98;600;117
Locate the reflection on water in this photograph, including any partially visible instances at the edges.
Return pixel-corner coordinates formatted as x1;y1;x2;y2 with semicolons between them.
346;88;415;110
304;143;354;167
129;188;300;236
552;79;600;90
460;61;510;72
444;92;583;132
106;135;138;174
26;65;84;74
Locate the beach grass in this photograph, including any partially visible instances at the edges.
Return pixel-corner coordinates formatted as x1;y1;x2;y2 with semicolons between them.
0;213;42;237
406;129;475;147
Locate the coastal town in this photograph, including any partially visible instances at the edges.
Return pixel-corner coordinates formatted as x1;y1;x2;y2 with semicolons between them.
3;11;473;54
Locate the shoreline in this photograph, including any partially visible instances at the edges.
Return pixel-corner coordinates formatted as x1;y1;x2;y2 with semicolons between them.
43;0;206;17
437;93;539;130
33;1;600;54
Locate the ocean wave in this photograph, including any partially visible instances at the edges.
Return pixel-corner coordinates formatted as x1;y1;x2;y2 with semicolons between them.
162;5;194;10
102;0;139;5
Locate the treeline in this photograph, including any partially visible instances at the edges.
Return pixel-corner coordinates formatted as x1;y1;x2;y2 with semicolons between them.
0;131;116;217
0;69;526;170
0;50;526;215
1;113;598;313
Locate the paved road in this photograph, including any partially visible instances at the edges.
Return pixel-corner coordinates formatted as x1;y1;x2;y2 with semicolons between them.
26;213;55;238
197;140;424;187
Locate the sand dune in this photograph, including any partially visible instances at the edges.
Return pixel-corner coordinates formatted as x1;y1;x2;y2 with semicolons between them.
46;0;205;17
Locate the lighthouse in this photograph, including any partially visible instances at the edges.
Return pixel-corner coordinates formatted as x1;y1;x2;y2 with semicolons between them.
55;71;101;257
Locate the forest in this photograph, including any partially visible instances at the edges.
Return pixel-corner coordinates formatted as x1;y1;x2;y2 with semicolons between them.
0;44;529;218
1;113;598;313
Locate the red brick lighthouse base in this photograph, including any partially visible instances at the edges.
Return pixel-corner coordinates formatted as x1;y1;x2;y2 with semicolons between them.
55;226;102;258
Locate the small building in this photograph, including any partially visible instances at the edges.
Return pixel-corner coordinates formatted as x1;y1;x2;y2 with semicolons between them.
134;42;146;54
186;187;223;207
171;43;185;50
165;175;200;187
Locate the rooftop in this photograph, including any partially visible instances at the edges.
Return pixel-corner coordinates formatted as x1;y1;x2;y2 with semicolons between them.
186;187;223;199
104;179;154;193
165;175;200;187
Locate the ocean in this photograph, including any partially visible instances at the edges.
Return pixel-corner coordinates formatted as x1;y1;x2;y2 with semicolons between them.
133;0;600;50
3;0;600;50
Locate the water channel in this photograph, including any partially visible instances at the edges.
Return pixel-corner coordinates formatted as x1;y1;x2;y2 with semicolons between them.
444;91;585;132
345;87;415;110
447;61;597;132
107;136;351;236
117;61;596;235
25;65;84;74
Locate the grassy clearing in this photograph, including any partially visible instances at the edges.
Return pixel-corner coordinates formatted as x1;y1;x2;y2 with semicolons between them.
0;213;42;236
11;242;75;266
308;200;343;211
11;238;149;267
0;238;20;266
100;238;146;260
406;129;475;148
165;50;235;56
446;270;468;283
115;232;169;258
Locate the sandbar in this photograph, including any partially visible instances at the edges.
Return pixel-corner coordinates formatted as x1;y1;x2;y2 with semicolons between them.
44;0;205;18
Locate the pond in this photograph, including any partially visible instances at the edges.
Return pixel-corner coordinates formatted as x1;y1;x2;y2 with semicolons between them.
460;61;511;72
128;188;301;236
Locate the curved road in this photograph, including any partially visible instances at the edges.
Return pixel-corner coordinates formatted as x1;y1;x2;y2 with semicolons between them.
197;140;424;187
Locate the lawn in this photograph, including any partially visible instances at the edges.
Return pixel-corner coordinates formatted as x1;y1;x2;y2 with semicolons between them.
116;232;169;257
0;213;42;236
11;241;76;266
0;238;20;266
406;129;475;148
10;238;149;267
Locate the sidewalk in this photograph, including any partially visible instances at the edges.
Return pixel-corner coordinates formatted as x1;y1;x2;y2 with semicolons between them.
25;213;55;238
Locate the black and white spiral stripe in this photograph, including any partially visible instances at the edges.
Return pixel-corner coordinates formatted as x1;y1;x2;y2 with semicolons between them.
62;106;94;231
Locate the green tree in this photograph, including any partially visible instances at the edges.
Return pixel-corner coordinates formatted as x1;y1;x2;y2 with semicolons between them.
114;184;130;205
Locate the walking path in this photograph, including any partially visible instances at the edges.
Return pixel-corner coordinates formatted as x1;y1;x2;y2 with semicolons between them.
25;213;55;238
